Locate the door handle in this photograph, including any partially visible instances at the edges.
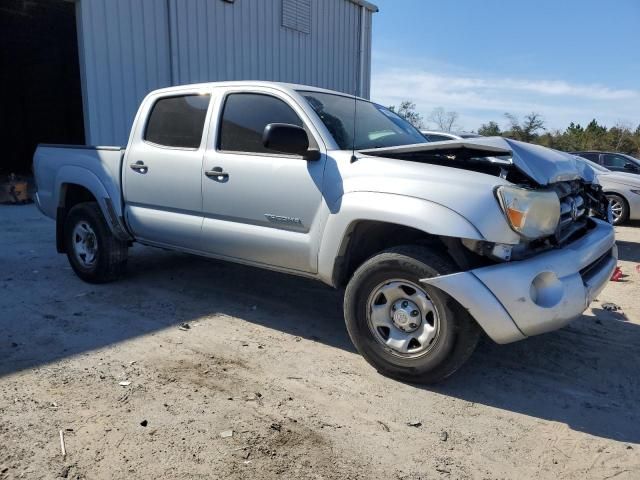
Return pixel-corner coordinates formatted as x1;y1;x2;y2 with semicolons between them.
205;167;229;181
130;161;148;173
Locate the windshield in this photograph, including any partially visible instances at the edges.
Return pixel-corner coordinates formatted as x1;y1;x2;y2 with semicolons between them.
299;91;427;150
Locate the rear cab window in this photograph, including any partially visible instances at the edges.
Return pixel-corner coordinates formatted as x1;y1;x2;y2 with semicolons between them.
145;94;211;148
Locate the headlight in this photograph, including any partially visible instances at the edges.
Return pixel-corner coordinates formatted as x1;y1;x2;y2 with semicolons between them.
496;185;560;239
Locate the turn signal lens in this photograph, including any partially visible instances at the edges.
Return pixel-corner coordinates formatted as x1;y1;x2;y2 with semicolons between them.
497;185;560;239
504;200;526;229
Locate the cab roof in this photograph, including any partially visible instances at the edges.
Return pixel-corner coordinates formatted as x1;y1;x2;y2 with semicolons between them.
150;81;368;102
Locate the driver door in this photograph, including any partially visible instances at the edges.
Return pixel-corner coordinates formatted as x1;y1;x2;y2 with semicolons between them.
200;89;326;273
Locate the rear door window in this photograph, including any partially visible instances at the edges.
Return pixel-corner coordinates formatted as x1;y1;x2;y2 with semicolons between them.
145;94;211;148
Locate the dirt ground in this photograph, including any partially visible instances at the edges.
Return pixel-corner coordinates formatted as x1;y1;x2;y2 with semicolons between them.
1;204;639;480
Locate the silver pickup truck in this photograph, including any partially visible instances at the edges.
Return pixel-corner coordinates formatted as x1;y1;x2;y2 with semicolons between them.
33;81;616;383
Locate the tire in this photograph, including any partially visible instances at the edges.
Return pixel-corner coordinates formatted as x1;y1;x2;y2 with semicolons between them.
63;202;128;283
344;245;480;384
606;194;629;225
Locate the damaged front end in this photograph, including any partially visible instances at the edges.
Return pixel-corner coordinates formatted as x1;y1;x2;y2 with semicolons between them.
360;137;610;262
462;181;609;263
548;180;609;244
358;138;617;343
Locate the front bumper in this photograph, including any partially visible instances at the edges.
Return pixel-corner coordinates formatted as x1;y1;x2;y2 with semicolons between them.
423;218;617;343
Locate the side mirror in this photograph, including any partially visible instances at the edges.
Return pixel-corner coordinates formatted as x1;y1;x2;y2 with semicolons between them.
263;123;309;156
624;162;639;172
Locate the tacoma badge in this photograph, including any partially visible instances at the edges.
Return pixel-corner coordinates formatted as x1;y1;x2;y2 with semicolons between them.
264;214;303;225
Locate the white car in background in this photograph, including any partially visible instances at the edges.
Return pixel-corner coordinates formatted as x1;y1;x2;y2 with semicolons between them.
581;158;640;225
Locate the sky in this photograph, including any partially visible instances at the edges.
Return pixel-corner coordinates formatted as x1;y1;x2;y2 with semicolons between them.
369;0;640;132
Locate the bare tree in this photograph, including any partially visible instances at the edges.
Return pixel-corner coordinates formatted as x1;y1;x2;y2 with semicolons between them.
428;107;459;132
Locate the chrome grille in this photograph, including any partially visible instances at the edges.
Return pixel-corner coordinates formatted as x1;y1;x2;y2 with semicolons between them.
553;181;588;244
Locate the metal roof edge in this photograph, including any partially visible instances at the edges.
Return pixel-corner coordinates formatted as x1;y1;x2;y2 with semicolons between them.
72;0;379;12
348;0;379;12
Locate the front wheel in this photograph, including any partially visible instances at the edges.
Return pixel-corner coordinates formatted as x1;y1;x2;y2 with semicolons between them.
64;202;128;283
343;245;480;384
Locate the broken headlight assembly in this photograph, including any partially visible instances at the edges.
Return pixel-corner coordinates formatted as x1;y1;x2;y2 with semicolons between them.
496;185;560;240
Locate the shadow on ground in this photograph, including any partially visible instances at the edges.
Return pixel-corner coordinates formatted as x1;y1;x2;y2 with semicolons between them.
1;205;639;445
431;312;640;444
616;239;640;262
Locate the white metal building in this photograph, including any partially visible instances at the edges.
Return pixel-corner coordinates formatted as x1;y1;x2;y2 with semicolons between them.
0;0;376;173
77;0;377;145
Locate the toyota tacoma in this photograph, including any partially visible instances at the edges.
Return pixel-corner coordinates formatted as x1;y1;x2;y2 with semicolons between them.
33;81;616;382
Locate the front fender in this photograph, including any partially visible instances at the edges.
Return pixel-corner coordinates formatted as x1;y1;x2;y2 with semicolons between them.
316;192;485;285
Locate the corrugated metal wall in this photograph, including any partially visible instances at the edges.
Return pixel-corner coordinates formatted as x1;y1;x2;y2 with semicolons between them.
76;0;172;146
76;0;375;146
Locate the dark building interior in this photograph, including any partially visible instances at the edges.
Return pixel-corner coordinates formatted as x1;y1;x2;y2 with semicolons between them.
0;0;84;175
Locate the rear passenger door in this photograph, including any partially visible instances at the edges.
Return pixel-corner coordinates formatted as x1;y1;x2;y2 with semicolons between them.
200;89;326;273
123;90;212;250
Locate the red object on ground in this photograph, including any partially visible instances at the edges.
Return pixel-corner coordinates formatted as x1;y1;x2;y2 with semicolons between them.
610;266;623;282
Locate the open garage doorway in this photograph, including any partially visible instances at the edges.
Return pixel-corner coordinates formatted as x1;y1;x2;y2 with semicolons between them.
0;0;85;176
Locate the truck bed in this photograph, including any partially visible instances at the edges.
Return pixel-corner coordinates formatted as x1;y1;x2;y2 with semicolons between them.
33;144;125;220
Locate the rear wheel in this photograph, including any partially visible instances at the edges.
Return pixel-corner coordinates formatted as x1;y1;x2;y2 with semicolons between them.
64;202;128;283
607;194;629;225
344;245;480;384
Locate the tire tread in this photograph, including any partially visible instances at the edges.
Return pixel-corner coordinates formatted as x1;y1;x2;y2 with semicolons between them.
64;202;128;283
344;244;480;384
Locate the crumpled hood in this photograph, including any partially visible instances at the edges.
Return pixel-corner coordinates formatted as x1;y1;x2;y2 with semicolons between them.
360;137;596;186
469;137;596;185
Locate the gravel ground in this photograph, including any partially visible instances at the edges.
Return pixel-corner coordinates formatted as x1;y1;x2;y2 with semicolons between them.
1;204;639;480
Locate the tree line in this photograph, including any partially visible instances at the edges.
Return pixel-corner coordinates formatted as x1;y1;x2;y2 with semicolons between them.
388;101;640;157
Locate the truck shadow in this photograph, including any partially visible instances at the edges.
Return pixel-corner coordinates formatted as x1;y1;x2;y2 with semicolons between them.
132;248;640;445
1;207;639;445
430;311;640;444
0;241;355;379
